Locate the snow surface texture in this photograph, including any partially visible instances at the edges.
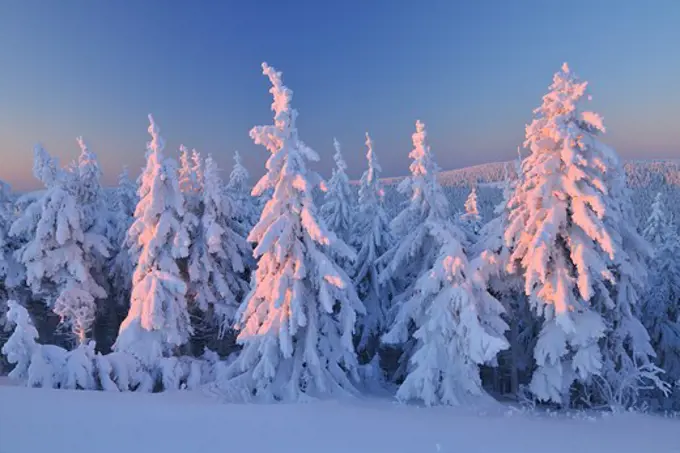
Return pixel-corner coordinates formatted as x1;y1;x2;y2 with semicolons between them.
0;381;677;453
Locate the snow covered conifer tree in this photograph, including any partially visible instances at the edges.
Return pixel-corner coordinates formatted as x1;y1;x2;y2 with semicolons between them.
108;167;138;307
321;138;354;245
0;181;21;371
0;181;22;299
178;145;202;202
32;145;59;189
378;121;452;295
506;63;661;407
178;145;202;240
381;121;508;405
226;150;258;233
464;186;479;218
1;299;121;390
75;137;113;325
191;149;203;191
642;192;680;404
187;155;251;335
353;133;393;362
116;167;138;220
227;151;249;193
460;186;482;241
114;115;192;370
220;63;364;401
11;145;108;346
76;137;106;232
474;160;536;396
1;300;40;382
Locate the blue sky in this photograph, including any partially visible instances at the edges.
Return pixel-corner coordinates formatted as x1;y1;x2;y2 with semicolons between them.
0;0;678;190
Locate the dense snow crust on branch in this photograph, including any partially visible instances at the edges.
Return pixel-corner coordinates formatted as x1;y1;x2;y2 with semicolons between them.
506;63;660;406
219;63;364;402
381;121;508;405
114;116;192;369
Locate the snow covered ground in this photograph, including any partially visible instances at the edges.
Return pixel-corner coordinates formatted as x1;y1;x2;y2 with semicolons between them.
0;379;676;453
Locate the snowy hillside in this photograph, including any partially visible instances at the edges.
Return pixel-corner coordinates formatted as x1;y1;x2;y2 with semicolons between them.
0;381;676;453
380;159;680;188
375;159;680;229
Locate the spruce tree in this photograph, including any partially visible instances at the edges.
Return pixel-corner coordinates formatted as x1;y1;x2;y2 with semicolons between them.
178;145;202;205
0;181;22;301
474;160;536;396
178;144;202;260
188;155;251;336
642;192;680;406
506;63;662;407
109;167;138;309
11;145;108;346
460;186;482;242
220;63;364;401
321;138;354;245
226;150;259;233
381;121;508;405
0;182;21;373
353;133;393;362
114;116;192;370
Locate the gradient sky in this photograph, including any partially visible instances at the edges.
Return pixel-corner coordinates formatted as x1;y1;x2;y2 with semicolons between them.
0;0;679;191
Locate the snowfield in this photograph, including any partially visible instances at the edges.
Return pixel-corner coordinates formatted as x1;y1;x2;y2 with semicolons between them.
0;381;676;453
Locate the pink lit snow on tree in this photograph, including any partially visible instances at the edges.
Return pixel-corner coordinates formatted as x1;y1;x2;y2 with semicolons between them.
218;63;364;402
114;115;192;369
506;63;662;406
